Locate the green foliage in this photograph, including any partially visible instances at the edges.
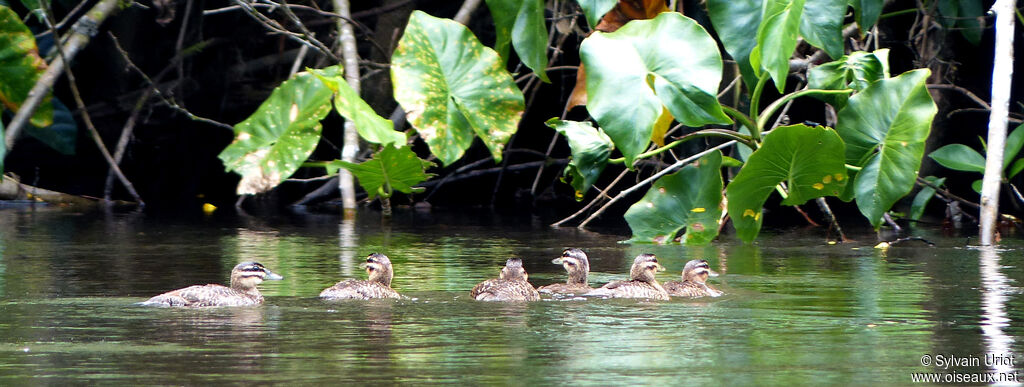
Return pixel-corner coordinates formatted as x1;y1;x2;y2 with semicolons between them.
836;69;936;228
705;0;761;88
391;11;524;167
484;0;549;82
19;0;45;22
807;50;890;109
0;5;52;127
726;124;848;242
750;0;805;92
329;145;436;200
849;0;884;33
929;123;1024;193
576;0;617;29
798;0;845;60
910;176;945;221
218;68;337;195
624;151;724;245
938;0;983;45
581;12;730;167
545;118;613;200
0;117;5;177
311;66;405;147
25;98;76;155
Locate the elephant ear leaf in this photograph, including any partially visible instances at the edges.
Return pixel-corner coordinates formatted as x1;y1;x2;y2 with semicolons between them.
484;0;549;82
836;69;937;228
625;150;724;245
391;11;524;167
545;118;613;200
0;5;53;127
329;145;435;200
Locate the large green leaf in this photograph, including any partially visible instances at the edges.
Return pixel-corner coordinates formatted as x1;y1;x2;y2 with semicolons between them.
485;0;549;82
928;144;985;173
807;50;890;109
391;11;525;166
938;0;982;45
0;117;5;177
576;0;617;29
311;66;405;147
330;145;436;200
836;69;936;228
545;118;613;200
582;12;731;167
799;0;845;59
625;150;724;245
218;68;337;195
849;0;884;33
0;5;52;127
750;0;805;93
706;0;761;90
1003;123;1024;170
910;176;945;221
726;124;848;242
25;98;76;155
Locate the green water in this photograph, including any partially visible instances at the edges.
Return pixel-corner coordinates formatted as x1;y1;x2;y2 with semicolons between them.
0;208;1022;385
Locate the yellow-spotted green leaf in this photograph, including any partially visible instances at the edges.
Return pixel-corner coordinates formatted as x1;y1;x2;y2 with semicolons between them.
582;12;731;168
807;50;890;109
799;0;845;60
25;98;76;155
849;0;884;33
726;124;847;242
0;5;52;127
391;11;525;167
706;0;761;89
0;117;5;177
928;144;985;173
218;67;338;195
625;150;724;245
311;66;406;147
910;176;945;220
750;0;805;93
545;118;613;200
484;0;549;82
576;0;617;29
836;69;936;228
329;145;436;200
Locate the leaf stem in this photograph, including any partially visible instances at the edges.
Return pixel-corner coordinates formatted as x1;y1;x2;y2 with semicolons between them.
722;106;757;137
749;72;771;136
607;129;754;164
756;89;854;131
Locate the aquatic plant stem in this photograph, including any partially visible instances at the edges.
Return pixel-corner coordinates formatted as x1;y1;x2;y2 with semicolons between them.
4;0;121;151
551;168;630;227
333;0;361;215
577;141;736;229
980;0;1017;245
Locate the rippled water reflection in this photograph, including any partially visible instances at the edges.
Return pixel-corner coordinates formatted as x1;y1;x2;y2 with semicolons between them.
0;208;1022;384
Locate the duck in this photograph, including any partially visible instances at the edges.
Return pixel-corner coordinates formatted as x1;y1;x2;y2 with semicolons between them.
585;254;669;300
664;259;723;298
320;253;401;300
537;248;592;296
470;258;541;301
141;261;283;307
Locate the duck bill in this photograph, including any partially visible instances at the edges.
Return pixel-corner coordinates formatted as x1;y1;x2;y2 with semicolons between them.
551;257;564;264
708;269;720;277
656;263;667;272
265;270;284;280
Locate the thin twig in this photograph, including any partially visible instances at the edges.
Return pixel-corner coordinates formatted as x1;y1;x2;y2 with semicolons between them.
578;141;736;228
551;168;630;227
453;0;483;24
927;84;991;108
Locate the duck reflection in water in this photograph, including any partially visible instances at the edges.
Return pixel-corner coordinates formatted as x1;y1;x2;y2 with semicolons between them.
141;262;283;307
585;254;669;300
471;258;541;301
320;253;401;300
664;259;723;298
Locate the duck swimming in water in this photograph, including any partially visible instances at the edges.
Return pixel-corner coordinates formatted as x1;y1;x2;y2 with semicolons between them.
664;259;723;298
537;248;592;296
470;258;540;301
585;254;669;300
320;253;401;300
142;261;283;307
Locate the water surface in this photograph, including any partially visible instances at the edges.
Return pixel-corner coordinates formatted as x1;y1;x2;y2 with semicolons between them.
0;208;1022;384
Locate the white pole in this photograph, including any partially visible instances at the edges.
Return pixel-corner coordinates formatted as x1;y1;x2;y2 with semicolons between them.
979;0;1017;245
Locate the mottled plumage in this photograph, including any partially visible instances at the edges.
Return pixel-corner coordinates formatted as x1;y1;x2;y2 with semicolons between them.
320;253;401;300
538;248;592;295
142;262;283;307
664;259;722;298
471;258;540;301
585;254;669;300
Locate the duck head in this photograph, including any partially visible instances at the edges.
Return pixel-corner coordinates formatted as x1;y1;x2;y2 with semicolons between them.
499;258;529;282
629;254;666;283
229;261;284;290
682;259;717;284
552;248;590;285
361;253;395;287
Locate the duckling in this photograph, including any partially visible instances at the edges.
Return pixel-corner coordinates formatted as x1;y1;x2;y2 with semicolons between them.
142;261;283;307
537;248;592;295
585;254;669;300
470;258;541;301
320;253;401;300
664;259;723;298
